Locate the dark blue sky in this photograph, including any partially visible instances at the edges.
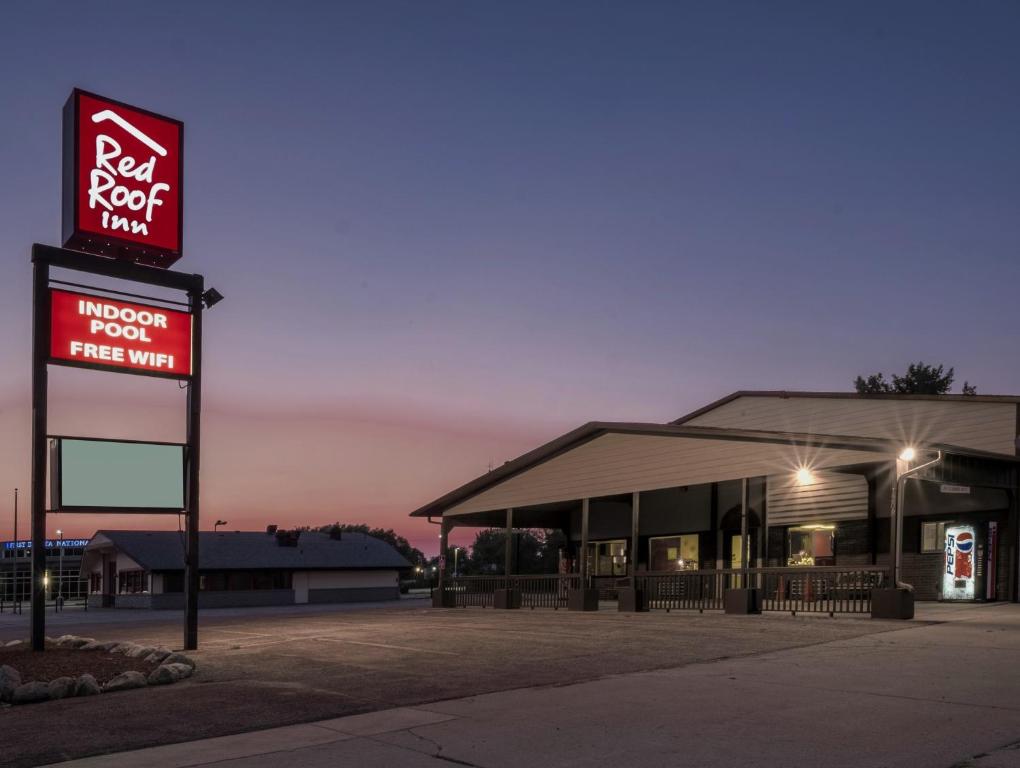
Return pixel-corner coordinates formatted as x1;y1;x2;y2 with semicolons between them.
1;1;1018;547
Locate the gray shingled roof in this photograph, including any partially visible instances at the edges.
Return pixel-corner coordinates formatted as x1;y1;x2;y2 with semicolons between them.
87;530;411;571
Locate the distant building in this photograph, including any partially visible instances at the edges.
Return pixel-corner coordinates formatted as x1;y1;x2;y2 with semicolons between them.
81;528;411;609
2;538;89;602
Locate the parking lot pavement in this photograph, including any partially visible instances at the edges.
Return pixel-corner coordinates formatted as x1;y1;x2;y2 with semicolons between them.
39;603;1020;768
1;600;911;767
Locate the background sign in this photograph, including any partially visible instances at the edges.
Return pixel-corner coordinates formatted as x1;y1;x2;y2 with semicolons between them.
3;539;91;550
49;289;192;378
62;89;183;268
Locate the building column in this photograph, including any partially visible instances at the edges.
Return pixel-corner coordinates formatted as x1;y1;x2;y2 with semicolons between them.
494;509;519;609
740;478;749;582
712;483;723;571
504;508;513;579
756;477;766;569
630;491;640;577
432;517;454;608
579;498;590;584
724;477;760;615
569;498;598;610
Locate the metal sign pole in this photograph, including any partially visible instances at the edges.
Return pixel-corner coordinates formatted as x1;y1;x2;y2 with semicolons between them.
28;244;210;652
184;279;204;651
30;259;51;651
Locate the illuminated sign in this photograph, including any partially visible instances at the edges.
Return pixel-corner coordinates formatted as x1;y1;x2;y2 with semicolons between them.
49;289;192;378
63;89;183;268
943;524;976;601
3;539;90;550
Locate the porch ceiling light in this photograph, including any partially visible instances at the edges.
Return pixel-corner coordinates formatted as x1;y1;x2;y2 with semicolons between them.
899;447;916;462
795;467;814;486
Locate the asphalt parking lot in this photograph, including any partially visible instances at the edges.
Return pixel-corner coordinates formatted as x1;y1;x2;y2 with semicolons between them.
1;600;906;767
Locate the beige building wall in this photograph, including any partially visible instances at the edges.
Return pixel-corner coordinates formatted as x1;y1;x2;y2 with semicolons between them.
446;432;890;517
766;470;868;526
682;396;1017;455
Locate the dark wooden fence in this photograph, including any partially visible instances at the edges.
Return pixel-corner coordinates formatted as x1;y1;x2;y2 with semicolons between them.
515;574;579;609
443;566;888;615
752;566;887;615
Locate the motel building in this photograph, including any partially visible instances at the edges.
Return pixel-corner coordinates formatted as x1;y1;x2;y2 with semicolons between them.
81;528;410;609
414;392;1020;617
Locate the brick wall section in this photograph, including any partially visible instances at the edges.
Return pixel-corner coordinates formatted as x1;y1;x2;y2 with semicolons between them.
901;553;943;600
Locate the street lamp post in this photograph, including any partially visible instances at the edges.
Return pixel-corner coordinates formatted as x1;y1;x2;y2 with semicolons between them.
454;547;461;578
12;488;18;613
56;529;63;611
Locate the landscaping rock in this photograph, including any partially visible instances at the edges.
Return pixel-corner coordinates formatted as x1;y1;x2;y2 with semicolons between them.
47;677;76;700
125;645;155;659
63;636;95;649
74;674;101;697
110;642;140;655
4;639;25;648
163;662;193;681
103;671;147;692
144;648;172;664
1;665;22;702
147;665;177;685
163;652;195;669
81;640;118;652
12;681;50;704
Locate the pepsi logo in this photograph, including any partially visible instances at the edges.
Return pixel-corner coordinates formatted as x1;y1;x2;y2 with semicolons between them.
955;532;974;553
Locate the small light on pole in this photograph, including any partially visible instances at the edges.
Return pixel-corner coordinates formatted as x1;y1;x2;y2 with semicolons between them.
898;447;916;463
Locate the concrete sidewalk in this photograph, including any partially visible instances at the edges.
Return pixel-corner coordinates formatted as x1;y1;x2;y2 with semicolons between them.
48;603;1020;768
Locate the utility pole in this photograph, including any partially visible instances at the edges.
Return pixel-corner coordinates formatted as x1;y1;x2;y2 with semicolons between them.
13;488;18;612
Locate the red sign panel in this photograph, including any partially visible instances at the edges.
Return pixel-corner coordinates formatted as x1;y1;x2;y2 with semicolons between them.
49;289;193;378
63;89;183;268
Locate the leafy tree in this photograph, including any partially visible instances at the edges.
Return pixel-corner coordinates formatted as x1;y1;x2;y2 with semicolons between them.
854;373;892;394
462;528;566;575
854;362;972;395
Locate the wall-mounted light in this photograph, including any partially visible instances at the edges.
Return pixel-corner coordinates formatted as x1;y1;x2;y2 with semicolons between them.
201;287;224;309
899;447;916;462
795;467;815;486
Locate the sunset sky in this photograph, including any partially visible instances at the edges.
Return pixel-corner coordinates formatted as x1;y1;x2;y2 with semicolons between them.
1;2;1019;554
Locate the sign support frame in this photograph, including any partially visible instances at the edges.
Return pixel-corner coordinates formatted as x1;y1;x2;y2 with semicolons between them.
30;244;204;651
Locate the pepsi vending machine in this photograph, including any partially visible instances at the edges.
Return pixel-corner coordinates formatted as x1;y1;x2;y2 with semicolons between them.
941;521;998;601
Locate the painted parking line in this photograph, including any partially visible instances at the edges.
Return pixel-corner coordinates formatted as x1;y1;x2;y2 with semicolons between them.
313;637;460;656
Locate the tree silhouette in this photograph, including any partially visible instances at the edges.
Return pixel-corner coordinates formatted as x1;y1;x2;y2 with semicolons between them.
853;362;974;395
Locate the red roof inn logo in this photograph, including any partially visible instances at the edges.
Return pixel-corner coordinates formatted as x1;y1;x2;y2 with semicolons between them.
49;289;193;378
62;89;183;268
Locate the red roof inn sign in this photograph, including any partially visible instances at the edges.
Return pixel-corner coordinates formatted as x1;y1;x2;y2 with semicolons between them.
50;289;192;377
26;89;217;652
63;89;183;268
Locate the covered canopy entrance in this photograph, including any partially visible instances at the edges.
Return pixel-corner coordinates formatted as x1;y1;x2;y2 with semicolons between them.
415;423;1019;616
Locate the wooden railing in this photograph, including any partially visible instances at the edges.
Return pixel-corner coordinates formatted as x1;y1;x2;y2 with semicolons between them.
442;567;888;615
636;570;731;612
514;574;579;609
750;566;887;615
446;575;502;608
445;574;580;609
